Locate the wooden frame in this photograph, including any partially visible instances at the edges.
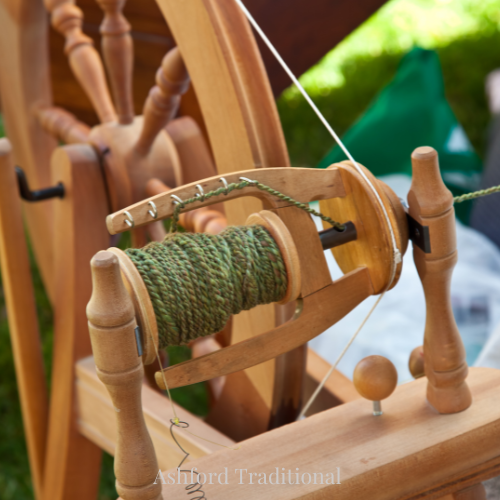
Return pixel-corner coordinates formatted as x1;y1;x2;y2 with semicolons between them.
0;0;495;499
85;149;495;500
0;1;362;499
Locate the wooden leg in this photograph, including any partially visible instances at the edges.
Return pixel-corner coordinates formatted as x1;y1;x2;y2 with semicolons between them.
409;148;472;413
453;484;487;499
0;139;48;500
42;145;110;500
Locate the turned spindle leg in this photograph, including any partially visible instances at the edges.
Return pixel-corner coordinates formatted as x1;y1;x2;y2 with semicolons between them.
87;251;163;500
135;47;190;155
35;106;91;144
408;147;472;413
97;0;135;124
46;0;117;123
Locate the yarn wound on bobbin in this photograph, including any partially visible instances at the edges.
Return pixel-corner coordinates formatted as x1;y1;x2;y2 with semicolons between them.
125;225;287;348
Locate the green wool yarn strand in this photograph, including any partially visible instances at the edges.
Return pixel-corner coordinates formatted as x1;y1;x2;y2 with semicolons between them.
125;225;288;348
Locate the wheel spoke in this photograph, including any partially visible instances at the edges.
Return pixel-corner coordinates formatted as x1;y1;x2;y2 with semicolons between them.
46;0;117;123
135;47;190;156
35;106;91;144
96;0;134;125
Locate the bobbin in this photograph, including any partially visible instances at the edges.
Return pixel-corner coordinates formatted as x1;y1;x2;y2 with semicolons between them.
107;210;301;364
246;210;301;305
107;247;159;365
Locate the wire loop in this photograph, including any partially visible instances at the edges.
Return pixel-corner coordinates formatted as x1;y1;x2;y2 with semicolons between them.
171;194;184;206
148;201;158;219
124;211;135;228
195;184;205;201
219;177;229;195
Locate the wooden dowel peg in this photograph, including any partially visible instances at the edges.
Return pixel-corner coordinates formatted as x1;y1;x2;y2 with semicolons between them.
353;355;398;416
408;147;472;414
97;0;134;124
47;0;117;123
87;251;163;500
135;47;190;155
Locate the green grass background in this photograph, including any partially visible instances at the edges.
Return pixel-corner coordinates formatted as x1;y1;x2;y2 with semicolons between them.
2;0;500;497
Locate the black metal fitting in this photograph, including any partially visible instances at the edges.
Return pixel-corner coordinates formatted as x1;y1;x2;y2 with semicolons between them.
16;166;65;202
319;221;357;251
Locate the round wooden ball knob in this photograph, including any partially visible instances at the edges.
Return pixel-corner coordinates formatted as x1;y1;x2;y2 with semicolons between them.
409;345;425;379
353;355;398;401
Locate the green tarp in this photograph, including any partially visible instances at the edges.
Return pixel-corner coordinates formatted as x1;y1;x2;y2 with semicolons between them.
317;48;482;223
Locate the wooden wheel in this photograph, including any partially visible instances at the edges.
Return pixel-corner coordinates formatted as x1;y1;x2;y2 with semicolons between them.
0;0;307;453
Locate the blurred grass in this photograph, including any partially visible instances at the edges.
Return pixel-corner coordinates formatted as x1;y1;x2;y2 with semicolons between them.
2;0;500;498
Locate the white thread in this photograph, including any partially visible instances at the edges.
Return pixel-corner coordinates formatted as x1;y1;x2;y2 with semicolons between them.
234;0;401;285
235;0;402;416
297;293;385;420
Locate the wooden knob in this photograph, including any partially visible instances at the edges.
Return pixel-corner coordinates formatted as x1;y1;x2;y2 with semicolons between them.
409;346;425;379
353;355;398;402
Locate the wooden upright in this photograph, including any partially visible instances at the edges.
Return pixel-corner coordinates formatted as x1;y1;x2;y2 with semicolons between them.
97;0;134;125
87;251;163;500
46;0;117;123
408;146;472;413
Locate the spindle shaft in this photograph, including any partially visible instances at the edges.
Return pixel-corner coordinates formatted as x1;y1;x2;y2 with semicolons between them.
135;48;190;155
408;147;472;413
46;0;117;123
97;0;134;124
87;251;163;500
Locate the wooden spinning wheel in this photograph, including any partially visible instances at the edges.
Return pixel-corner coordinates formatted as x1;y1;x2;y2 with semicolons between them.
89;146;499;500
1;2;498;500
0;1;352;499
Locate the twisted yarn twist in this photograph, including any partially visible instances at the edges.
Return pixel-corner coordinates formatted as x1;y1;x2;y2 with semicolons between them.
170;178;346;232
453;184;500;204
125;225;287;348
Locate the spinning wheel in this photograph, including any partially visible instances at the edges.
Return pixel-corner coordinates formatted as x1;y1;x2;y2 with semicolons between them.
1;2;498;500
0;1;336;499
88;146;498;500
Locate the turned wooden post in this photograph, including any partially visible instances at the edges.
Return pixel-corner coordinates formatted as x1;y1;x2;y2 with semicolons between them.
97;0;134;124
35;106;91;144
135;47;190;155
46;0;117;123
408;147;472;413
87;251;163;500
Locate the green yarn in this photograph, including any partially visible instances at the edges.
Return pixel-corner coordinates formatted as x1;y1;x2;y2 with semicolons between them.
170;178;346;232
453;184;500;204
125;225;287;348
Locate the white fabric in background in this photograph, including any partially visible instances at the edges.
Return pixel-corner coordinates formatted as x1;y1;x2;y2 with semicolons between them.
309;174;500;382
